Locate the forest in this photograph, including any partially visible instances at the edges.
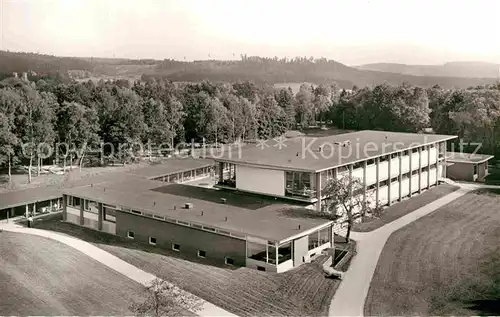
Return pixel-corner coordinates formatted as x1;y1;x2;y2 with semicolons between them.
1;74;500;182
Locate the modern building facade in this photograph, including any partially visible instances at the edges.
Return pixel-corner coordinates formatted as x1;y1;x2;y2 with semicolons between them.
62;179;334;273
214;131;457;232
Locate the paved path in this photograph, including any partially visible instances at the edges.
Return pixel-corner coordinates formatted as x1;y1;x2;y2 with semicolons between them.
329;184;483;316
0;223;236;317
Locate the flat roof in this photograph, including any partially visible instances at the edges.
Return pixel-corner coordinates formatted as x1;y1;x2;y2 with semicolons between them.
214;130;457;172
446;152;494;164
63;181;331;242
0;187;62;210
127;158;214;179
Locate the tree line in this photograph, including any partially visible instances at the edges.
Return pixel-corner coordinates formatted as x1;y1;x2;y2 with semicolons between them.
1;76;500;183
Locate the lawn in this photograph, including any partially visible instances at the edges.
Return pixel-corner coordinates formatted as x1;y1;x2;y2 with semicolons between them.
364;189;500;316
353;184;460;232
33;217;345;317
0;231;145;316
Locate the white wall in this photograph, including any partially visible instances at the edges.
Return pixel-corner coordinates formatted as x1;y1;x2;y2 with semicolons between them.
389;158;400;179
378;185;389;205
67;206;80;216
379;161;389;182
277;259;294;273
429;147;437;165
421;149;429;167
236;165;285;197
365;164;377;186
389;181;399;201
411;174;420;194
401;155;411;174
352;167;364;182
102;221;116;235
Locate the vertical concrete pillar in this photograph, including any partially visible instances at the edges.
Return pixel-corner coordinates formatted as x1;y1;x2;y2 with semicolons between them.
49;199;53;212
443;143;447;179
418;147;422;193
427;145;431;189
219;162;224;183
79;199;84;225
348;164;353;196
362;161;367;207
388;156;392;206
10;207;14;218
275;242;279;266
162;175;165;182
398;152;403;201
25;204;29;218
375;157;380;207
62;195;67;221
436;144;440;185
329;225;334;248
316;172;322;212
98;202;103;231
409;150;413;197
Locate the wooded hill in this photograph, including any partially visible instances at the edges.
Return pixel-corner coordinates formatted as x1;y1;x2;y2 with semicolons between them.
0;51;498;89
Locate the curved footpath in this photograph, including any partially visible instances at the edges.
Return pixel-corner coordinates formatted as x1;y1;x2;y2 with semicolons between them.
328;183;496;316
0;223;236;317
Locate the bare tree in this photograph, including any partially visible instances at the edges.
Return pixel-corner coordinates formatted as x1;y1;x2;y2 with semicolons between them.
321;174;382;242
130;278;203;317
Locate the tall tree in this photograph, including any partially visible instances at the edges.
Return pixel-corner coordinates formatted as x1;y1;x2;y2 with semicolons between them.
295;84;314;127
0;88;21;183
57;101;100;171
321;175;381;242
16;87;56;183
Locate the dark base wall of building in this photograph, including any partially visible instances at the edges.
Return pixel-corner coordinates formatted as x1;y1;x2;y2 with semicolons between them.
115;211;247;267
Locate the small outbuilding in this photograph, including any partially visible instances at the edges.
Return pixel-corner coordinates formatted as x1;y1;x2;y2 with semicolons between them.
446;152;494;182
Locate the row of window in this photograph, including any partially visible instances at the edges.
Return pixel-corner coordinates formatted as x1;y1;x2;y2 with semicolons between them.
126;231;235;265
122;208;246;240
368;165;437;189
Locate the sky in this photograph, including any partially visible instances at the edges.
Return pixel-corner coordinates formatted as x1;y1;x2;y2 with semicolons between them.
1;0;500;65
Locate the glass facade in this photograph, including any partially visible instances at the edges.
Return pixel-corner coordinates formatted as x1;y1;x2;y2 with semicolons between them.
285;171;316;198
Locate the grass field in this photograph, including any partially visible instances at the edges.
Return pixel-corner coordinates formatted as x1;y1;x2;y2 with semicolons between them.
0;231;144;315
353;184;460;232
364;189;500;316
33;218;343;317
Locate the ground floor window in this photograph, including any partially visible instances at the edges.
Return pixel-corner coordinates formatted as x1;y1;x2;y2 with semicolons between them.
278;242;292;264
198;250;206;258
257;266;266;271
172;243;180;251
149;237;156;245
473;164;478;175
127;231;135;239
225;257;234;265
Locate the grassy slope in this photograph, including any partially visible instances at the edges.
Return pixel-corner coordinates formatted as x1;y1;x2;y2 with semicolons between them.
0;232;144;316
33;218;341;317
353;184;460;232
364;189;500;316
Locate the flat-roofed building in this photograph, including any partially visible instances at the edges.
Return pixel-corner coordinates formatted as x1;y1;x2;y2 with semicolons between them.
446;152;494;182
213;131;458;228
62;180;334;273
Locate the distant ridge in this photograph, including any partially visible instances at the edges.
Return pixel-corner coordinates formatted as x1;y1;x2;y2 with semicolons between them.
0;50;498;89
356;61;500;79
